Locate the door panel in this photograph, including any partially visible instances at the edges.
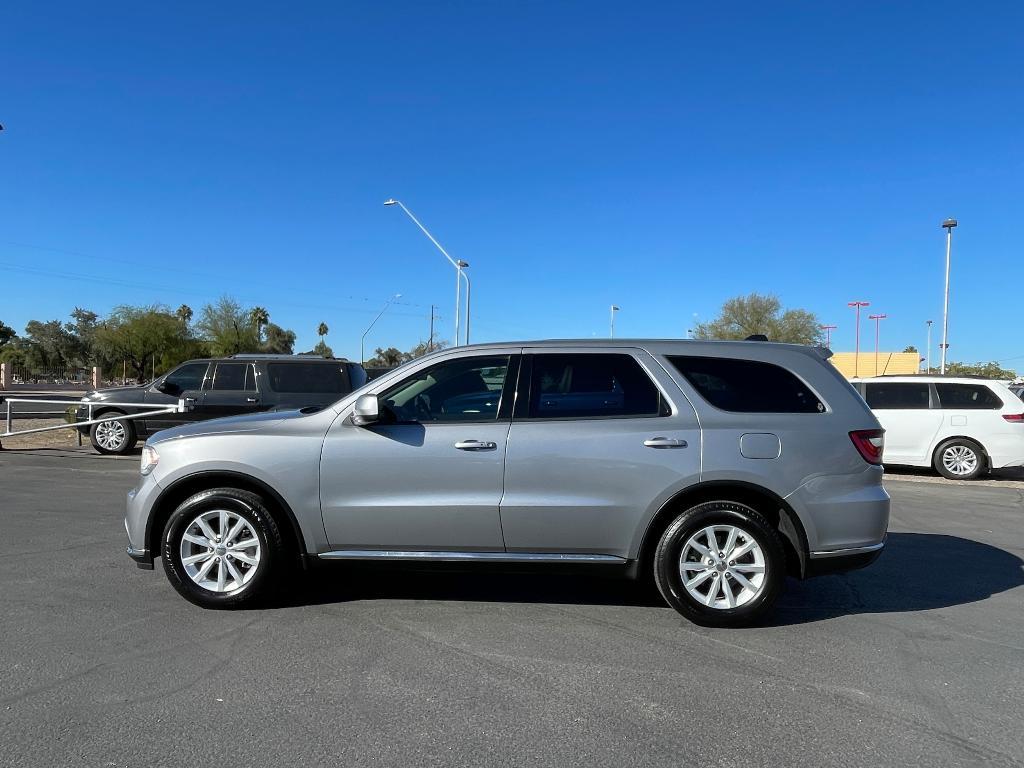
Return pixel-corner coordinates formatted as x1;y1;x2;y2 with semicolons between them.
319;350;518;551
874;410;943;464
144;361;211;433
499;349;701;557
200;363;261;419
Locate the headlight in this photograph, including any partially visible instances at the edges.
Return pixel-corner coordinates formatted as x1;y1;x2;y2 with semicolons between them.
140;445;160;476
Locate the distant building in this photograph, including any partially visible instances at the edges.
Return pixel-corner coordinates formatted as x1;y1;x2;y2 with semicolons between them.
830;352;921;379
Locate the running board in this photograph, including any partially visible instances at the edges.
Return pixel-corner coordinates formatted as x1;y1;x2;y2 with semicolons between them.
317;550;626;564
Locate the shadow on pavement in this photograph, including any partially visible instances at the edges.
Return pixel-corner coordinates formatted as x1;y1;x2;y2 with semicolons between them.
264;533;1024;623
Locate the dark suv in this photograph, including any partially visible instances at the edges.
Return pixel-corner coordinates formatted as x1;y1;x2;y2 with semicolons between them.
77;354;367;454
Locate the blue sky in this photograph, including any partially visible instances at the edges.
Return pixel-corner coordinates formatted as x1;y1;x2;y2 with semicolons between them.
2;2;1022;368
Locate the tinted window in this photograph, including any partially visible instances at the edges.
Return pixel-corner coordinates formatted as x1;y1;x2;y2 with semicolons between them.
211;363;254;391
381;355;509;423
162;362;208;394
668;356;824;413
864;382;930;410
267;362;350;394
529;354;663;418
936;383;1003;410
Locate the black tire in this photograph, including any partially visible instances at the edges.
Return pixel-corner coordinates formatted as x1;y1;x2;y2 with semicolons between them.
653;500;786;628
89;412;137;455
933;438;987;480
161;488;284;609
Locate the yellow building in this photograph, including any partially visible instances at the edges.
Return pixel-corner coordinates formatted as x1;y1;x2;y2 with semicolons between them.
830;352;921;379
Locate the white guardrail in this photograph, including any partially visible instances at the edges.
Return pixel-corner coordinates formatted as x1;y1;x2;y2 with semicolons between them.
1;398;190;446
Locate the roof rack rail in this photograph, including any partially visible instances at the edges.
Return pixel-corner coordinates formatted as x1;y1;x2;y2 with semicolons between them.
227;353;349;361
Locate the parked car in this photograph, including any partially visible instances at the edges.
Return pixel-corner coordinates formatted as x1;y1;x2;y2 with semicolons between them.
852;375;1024;479
77;354;367;454
124;340;889;627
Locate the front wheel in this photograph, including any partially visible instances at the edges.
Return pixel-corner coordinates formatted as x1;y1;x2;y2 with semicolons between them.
161;488;284;608
653;501;786;627
933;438;987;480
90;413;136;455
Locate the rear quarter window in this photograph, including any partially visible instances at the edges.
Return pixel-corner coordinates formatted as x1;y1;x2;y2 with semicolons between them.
864;382;930;410
935;383;1003;410
667;356;824;413
266;362;351;394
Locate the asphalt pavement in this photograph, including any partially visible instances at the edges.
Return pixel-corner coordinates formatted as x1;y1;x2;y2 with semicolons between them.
0;451;1022;767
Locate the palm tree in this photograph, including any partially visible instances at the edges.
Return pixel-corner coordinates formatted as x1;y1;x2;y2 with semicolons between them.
175;304;193;326
250;306;269;342
317;322;329;342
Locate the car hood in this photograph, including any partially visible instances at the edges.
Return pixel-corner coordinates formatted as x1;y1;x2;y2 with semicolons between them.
81;384;148;402
148;409;310;444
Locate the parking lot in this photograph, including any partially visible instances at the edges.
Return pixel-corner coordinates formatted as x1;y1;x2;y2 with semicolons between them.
1;450;1022;768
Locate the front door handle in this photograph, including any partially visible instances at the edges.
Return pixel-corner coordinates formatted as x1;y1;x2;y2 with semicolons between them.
246;397;259;403
454;440;498;451
644;437;687;448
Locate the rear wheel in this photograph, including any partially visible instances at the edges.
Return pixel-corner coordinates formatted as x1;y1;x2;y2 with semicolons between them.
161;488;284;608
653;501;785;627
90;413;136;455
933;438;987;480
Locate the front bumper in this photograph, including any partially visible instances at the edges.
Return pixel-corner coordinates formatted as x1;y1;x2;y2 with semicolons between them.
125;477;161;569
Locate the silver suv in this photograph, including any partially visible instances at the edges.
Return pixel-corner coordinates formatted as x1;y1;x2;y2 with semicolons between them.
126;340;890;627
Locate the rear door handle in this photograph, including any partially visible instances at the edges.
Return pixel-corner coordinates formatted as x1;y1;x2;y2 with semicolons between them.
644;437;687;448
246;397;259;403
454;440;497;451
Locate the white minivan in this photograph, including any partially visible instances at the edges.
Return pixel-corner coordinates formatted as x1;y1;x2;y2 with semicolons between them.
853;376;1024;479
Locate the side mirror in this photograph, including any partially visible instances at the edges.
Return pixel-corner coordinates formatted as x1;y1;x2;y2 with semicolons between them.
155;380;173;395
352;394;381;426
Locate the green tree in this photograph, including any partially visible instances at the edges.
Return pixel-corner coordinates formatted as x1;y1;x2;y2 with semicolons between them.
311;339;334;358
94;305;186;381
23;319;78;368
693;293;823;345
176;304;194;326
317;322;329;341
0;320;16;348
903;345;918;353
366;346;406;367
197;296;260;356
251;306;270;342
262;322;296;355
406;338;449;360
944;361;1017;379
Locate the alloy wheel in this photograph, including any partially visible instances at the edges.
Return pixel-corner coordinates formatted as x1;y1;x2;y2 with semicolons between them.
679;524;767;609
179;509;262;593
942;445;978;477
94;420;127;451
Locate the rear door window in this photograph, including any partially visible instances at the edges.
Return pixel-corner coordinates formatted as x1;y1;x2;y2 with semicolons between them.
266;362;351;394
210;363;256;392
935;383;1003;410
864;382;930;410
527;353;664;419
668;356;824;413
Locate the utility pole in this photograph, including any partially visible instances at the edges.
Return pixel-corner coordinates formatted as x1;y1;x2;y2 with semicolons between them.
868;314;887;376
428;305;436;352
820;324;837;349
925;320;933;373
940;218;957;374
847;301;870;377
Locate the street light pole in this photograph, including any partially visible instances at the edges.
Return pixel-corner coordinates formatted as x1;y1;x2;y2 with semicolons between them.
847;301;870;377
925;320;933;373
458;261;471;345
360;294;402;366
820;324;837;349
610;305;620;338
940;218;957;374
868;314;887;376
384;199;465;346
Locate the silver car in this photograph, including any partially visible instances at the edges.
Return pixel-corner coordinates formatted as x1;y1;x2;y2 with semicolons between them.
126;340;890;627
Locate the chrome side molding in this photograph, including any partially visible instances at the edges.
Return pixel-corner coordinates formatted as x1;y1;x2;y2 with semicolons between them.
317;550;626;564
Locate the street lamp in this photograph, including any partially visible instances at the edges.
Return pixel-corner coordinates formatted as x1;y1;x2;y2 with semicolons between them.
940;218;957;374
925;320;933;373
820;324;837;349
847;301;870;377
610;305;620;338
384;199;466;347
457;260;471;345
360;294;402;366
868;314;887;376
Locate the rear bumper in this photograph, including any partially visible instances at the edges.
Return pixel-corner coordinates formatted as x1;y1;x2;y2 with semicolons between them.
805;541;884;577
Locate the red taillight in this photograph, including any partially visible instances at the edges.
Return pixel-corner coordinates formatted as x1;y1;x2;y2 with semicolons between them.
1003;413;1024;423
850;429;884;465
